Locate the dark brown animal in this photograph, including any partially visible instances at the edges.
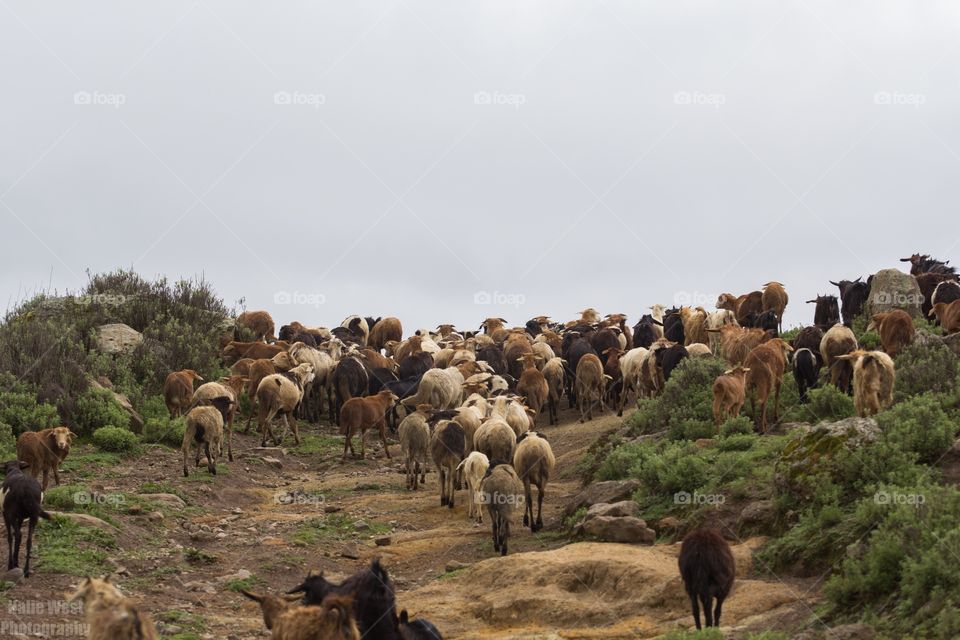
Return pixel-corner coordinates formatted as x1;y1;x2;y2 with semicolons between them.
340;390;398;460
744;338;793;433
163;369;203;417
678;529;735;630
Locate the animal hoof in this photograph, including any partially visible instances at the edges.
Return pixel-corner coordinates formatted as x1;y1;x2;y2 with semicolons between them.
523;515;529;526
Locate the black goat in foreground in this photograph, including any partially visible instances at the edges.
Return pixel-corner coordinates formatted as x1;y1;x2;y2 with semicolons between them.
678;529;736;630
3;459;51;577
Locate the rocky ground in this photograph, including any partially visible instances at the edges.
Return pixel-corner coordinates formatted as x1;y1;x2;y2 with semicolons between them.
0;406;821;639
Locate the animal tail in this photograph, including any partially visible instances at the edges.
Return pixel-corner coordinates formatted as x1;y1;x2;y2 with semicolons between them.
194;424;206;443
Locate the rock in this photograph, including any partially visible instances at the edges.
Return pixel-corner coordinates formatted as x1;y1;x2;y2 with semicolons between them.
865;268;922;317
353;520;370;532
86;377;145;434
374;536;392;547
48;511;117;531
580;516;656;544
0;567;24;585
825;623;876;640
584;501;640;520
95;323;143;355
341;543;360;559
776;417;880;495
216;569;251;584
324;505;343;513
564;480;641;517
445;560;471;572
657;516;681;530
941;332;960;357
127;504;144;515
147;511;165;523
261;457;283;469
139;493;187;509
739;500;776;525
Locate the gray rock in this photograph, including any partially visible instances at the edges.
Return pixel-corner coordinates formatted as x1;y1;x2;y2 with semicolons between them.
216;569;251;584
374;536;392;547
580;515;655;544
95;323;143;355
261;457;283;469
0;567;24;585
865;268;922;317
739;499;776;525
147;511;165;523
564;480;641;517
341;543;360;559
48;511;117;531
584;501;640;520
353;520;370;532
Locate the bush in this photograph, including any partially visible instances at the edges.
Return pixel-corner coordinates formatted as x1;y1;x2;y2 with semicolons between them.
0;374;61;435
73;387;131;436
782;385;856;424
0;421;14;459
858;330;881;351
720;415;754;437
875;394;957;463
894;340;959;401
92;426;139;453
626;357;727;439
142;416;186;447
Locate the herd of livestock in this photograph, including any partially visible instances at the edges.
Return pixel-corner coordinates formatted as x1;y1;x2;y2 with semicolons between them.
4;252;960;637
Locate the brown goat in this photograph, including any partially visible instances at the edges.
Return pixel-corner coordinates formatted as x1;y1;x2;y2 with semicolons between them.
709;325;770;366
837;349;895;417
868;309;915;356
930;300;960;334
368;317;403;352
236;310;275;342
711;366;750;431
221;340;287;365
820;324;859;393
761;281;788;333
241;589;360;640
16;426;75;489
575;353;607;423
163;369;203;417
340;390;398;460
744;338;793;433
67;576;159;640
513;431;555;532
430;420;466;508
516;354;548;426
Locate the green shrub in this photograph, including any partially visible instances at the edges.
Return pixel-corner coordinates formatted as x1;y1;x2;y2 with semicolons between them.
0;421;14;459
858;330;881;351
0;374;60;435
894;340;959;401
74;387;131;436
142;416;186;447
626;357;727;439
782;384;856;424
875;394;957;463
720;415;754;437
92;426;139;453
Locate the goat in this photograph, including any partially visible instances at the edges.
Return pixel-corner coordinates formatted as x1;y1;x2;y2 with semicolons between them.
241;589;360;640
830;277;871;327
761;281;788;332
257;364;315;446
2;460;51;577
901;253;957;277
67;576;159;639
541;356;565;425
456;451;489;523
574;353;606;423
163;369;203;418
678;529;735;630
868;309;914;356
480;461;523;556
793;347;821;403
340;390;398;460
331;357;369;424
15;426;75;489
711;366;750;430
431;420;465;508
237;310;276;342
513;432;554;532
474;418;517;462
837;350;895;417
930;300;960;334
744;338;793;433
368;316;403;352
820;323;859;393
807;294;840;331
182;397;232;477
399;404;432;490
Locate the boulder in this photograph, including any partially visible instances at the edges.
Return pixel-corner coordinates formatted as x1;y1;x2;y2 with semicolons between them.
564;480;641;517
584;501;640;520
95;323;143;355
864;268;922;317
139;493;187;509
776;417;880;496
86;377;144;434
825;623;876;640
739;500;776;526
941;332;960;357
49;512;117;531
580;516;655;544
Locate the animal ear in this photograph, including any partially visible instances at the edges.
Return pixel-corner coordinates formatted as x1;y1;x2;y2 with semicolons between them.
400;610;410;624
742;367;750;373
240;589;265;603
18;460;30;469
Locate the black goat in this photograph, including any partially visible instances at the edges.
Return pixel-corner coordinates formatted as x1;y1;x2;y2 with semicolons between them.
678;529;735;630
3;460;51;577
830;277;871;327
399;610;443;639
793;347;821;403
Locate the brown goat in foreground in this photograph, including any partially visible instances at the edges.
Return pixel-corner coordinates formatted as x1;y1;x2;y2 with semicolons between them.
744;338;793;433
67;576;159;640
868;309;914;356
516;353;548;426
513;431;555;532
836;349;895;417
15;426;75;489
162;369;203;417
241;589;360;640
678;529;735;631
930;300;960;334
339;390;398;460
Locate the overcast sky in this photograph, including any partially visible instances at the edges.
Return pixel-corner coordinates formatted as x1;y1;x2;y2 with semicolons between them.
2;1;959;333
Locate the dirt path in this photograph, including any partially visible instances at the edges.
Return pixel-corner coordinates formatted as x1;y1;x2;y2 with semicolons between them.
1;406;819;639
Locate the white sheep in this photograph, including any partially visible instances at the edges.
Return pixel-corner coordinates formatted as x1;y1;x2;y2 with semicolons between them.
456;451;490;524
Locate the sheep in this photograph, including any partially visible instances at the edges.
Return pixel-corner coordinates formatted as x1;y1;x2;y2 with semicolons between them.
711;365;750;430
589;328;621;364
330;356;369;424
431;420;465;508
516;354;548;426
541;356;566;424
368;316;403;352
163;369;203;417
601;347;624;407
15;426;75;490
930;300;960;334
503;333;534;380
286;558;399;640
679;307;709;346
182;397;232;477
230;357;255;376
340;389;398;460
616;347;648;416
340;315;370;346
678;529;735;630
67;576;159;639
793;347;822;403
603;312;633;349
744;338;793;433
513;432;555;532
399;351;435;380
241;590;360;640
868;309;915;356
192;376;244;462
456;451;489;523
531;339;555;366
256;363;316;446
761;281;789;333
2;460;51;577
452;403;484;452
480;461;524;556
401;367;464;411
474;418;517;462
237;310;276;342
398;609;444;640
561;332;598;408
488;395;529;437
686;343;712;358
575;352;606;423
399;404;432;490
820;323;859;393
288;342;336;422
836;350;895;417
649;304;667;339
